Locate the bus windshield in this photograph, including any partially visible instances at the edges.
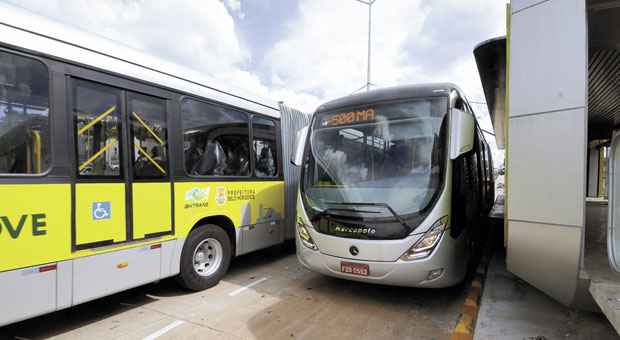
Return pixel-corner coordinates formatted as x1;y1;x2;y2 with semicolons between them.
303;97;448;219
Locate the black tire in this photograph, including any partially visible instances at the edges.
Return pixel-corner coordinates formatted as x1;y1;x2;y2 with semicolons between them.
176;224;232;291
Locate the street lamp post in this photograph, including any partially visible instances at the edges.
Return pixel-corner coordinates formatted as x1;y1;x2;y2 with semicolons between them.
353;0;377;93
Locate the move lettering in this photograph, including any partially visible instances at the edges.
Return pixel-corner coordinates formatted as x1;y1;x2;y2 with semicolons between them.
0;214;47;239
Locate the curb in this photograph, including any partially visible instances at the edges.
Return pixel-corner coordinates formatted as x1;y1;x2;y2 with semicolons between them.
450;253;492;340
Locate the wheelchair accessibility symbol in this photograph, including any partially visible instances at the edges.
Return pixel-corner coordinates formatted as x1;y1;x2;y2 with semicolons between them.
92;202;111;220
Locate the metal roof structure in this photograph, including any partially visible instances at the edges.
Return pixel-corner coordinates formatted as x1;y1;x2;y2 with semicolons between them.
588;5;620;140
474;37;506;149
475;30;620;143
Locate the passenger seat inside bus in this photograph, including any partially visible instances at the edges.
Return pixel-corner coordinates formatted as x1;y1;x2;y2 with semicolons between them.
256;146;275;176
194;140;227;176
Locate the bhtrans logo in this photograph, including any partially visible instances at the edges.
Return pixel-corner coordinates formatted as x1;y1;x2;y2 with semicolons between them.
185;187;210;202
330;220;376;235
184;187;211;209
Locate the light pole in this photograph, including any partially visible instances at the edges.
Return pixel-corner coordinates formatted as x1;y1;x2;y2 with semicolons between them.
352;0;378;93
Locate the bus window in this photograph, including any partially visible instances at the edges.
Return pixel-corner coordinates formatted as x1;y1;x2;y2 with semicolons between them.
477;129;486;206
129;93;168;179
182;98;250;177
253;116;278;177
73;80;123;177
0;51;50;174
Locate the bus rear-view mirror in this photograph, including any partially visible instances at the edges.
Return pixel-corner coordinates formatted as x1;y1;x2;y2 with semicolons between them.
449;108;475;160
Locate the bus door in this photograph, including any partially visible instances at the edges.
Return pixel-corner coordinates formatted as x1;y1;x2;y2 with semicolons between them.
72;79;172;250
73;79;127;249
127;92;172;240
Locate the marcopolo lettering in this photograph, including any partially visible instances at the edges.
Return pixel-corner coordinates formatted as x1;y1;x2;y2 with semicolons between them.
0;214;47;239
329;220;377;235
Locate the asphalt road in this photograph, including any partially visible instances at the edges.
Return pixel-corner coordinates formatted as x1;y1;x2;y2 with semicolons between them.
0;244;469;340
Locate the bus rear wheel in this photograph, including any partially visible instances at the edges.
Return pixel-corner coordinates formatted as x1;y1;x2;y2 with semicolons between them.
177;224;232;291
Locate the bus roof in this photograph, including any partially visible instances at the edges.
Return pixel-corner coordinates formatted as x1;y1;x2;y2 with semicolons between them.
0;2;280;118
316;83;463;113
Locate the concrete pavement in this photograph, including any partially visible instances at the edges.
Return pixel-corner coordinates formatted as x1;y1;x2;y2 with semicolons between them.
1;245;470;340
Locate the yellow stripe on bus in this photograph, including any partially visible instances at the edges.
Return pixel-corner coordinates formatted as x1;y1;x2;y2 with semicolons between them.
77;105;116;135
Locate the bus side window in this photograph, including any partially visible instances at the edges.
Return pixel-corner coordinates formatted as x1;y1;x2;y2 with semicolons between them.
73;80;123;177
476;129;486;208
252;116;278;177
472;133;482;206
129;93;168;179
181;98;250;177
0;51;50;174
486;143;494;205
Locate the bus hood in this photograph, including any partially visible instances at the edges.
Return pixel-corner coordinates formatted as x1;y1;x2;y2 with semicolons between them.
311;215;425;240
310;226;426;262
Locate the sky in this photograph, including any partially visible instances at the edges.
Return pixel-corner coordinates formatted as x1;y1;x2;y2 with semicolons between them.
5;0;507;162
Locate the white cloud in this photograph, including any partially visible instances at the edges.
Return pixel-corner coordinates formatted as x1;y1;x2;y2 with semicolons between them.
263;0;507;111
223;0;245;19
5;0;312;109
264;1;376;99
6;0;247;76
217;68;323;111
5;0;507;120
224;0;241;12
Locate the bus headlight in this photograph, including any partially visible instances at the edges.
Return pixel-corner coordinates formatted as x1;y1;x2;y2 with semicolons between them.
297;217;318;251
401;216;448;261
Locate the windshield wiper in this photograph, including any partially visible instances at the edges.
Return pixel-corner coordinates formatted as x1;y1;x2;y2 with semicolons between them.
309;207;379;222
325;207;381;214
309;208;338;222
324;201;412;230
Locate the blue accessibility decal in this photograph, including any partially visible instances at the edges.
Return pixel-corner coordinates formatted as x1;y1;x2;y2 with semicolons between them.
92;202;111;220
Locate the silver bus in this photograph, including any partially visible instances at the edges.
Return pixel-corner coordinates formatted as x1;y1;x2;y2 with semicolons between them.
293;83;494;287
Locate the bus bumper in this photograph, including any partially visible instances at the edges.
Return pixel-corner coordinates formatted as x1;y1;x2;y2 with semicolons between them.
296;232;468;288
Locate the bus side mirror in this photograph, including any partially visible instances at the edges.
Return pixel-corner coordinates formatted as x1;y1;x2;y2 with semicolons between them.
449;109;474;160
291;126;309;166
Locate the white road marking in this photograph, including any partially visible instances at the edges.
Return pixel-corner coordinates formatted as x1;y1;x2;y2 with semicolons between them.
228;277;269;296
142;320;185;340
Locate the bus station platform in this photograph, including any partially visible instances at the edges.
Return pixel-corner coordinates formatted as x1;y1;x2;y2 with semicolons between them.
474;249;617;340
582;198;620;335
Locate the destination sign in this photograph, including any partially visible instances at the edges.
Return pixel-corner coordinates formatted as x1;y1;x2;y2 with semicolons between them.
322;108;375;127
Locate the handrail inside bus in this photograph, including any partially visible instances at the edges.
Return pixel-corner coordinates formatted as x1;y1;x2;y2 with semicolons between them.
135;144;166;175
26;131;32;173
78;140;116;172
77;106;116;135
32;130;41;173
132;111;165;145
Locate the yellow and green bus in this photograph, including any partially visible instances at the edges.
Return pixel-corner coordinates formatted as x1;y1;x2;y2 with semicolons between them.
0;3;307;326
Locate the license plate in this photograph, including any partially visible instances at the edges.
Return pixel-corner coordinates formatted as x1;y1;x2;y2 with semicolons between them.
340;261;369;276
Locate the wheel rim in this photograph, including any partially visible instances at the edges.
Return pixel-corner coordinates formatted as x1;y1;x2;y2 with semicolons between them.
192;238;223;277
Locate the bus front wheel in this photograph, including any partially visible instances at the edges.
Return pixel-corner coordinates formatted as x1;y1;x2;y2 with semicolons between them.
177;224;232;291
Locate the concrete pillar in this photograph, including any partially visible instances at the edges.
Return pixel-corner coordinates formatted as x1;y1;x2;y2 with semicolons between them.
507;0;587;305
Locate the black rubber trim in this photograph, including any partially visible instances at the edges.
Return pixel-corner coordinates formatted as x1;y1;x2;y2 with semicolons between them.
74;239;115;251
144;231;173;239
